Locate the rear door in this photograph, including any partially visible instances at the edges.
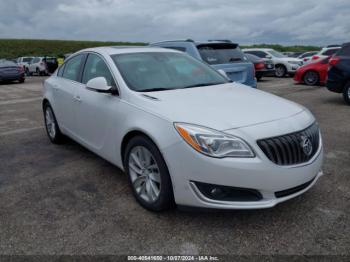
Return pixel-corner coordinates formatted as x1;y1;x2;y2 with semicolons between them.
54;54;85;136
196;43;255;87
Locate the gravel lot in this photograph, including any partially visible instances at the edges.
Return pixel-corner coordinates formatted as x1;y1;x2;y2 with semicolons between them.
0;76;349;256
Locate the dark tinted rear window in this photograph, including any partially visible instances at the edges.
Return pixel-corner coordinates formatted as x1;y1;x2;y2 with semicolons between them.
323;49;339;56
197;43;247;65
337;45;350;56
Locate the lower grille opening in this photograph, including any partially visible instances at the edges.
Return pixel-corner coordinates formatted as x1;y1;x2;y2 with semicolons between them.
193;181;263;202
274;177;316;198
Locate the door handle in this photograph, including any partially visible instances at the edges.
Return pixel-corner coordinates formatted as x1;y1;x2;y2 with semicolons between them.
74;95;82;103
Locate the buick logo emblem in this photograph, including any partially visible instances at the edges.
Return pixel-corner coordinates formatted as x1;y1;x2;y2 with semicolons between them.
300;136;313;156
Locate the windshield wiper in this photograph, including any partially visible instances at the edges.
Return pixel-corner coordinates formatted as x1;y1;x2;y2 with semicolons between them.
141;87;171;92
182;82;225;89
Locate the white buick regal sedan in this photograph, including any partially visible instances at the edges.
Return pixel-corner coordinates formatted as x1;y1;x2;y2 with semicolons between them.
43;47;323;211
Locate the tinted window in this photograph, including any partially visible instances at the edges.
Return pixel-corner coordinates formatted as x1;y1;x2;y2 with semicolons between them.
323;49;339;56
197;43;246;64
111;52;228;92
82;53;115;86
33;57;40;63
57;64;65;77
164;46;186;52
337;45;350;56
62;55;83;81
245;51;267;58
23;57;33;63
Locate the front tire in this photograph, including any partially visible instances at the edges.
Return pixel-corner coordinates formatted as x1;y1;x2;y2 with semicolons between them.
43;104;64;144
303;71;319;86
124;136;174;211
343;82;350;105
275;65;286;77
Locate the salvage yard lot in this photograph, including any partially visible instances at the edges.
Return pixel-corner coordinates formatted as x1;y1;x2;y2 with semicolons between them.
0;77;349;255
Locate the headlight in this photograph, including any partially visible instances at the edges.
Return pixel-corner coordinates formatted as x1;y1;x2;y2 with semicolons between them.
174;123;255;158
288;61;300;65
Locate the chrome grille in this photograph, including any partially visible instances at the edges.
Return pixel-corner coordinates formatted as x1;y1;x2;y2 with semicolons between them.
257;123;320;166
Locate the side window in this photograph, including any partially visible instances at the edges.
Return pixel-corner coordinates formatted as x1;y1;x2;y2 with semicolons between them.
338;45;350;56
323;49;338;56
33;57;40;63
57;64;65;77
82;53;115;86
165;46;186;52
62;55;83;81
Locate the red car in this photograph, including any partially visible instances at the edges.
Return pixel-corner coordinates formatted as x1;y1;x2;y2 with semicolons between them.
294;56;330;86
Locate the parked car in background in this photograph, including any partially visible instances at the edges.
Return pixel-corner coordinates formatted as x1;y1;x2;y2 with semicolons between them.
44;57;59;74
43;46;323;211
245;53;275;81
283;52;304;58
243;48;303;77
294;56;330;86
310;47;340;62
150;39;257;88
16;57;34;71
298;51;319;64
27;56;58;75
326;42;350;105
27;57;47;75
0;59;25;83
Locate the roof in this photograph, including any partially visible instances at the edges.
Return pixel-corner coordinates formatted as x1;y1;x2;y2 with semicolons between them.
75;46;180;56
151;39;238;46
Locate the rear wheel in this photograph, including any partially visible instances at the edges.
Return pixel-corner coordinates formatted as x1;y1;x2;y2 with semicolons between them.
343;82;350;105
275;65;286;77
124;136;174;211
303;71;319;86
43;103;64;144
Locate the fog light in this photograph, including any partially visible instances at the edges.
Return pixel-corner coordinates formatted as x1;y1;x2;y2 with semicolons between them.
193;181;263;202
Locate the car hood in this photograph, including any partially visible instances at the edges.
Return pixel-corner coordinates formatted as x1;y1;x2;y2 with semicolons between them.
131;83;305;131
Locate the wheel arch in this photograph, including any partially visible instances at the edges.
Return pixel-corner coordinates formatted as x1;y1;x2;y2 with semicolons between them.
120;129;162;168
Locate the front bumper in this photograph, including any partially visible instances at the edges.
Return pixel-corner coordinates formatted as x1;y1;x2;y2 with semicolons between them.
163;112;323;209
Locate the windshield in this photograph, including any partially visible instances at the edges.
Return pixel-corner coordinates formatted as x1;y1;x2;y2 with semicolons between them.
268;50;286;58
197;43;247;64
111;52;228;92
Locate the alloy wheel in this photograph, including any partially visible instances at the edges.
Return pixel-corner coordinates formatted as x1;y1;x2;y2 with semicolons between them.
304;71;318;86
128;146;161;203
275;66;286;77
45;107;56;139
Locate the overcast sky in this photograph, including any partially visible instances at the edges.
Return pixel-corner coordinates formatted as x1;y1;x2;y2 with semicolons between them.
0;0;349;46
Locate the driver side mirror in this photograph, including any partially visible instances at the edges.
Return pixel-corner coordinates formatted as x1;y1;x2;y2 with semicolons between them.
86;77;118;95
265;55;272;59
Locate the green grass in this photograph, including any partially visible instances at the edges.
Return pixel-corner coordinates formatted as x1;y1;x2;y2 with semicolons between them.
0;39;321;59
0;39;146;59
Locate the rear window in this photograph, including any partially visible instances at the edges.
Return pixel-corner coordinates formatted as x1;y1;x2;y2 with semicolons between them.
323;49;339;56
0;60;17;67
23;57;33;63
337;45;350;56
45;58;57;64
197;43;247;65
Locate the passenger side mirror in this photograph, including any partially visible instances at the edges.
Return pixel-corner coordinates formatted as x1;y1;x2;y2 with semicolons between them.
86;77;118;95
265;55;272;59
